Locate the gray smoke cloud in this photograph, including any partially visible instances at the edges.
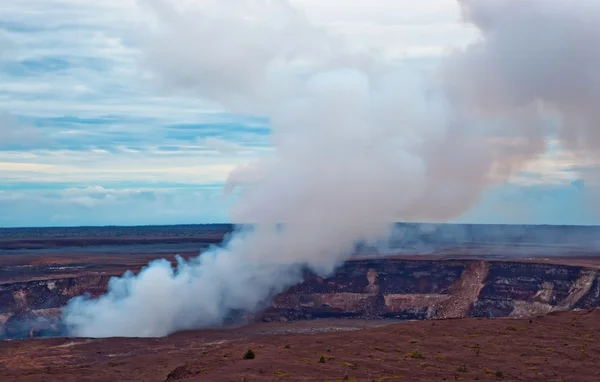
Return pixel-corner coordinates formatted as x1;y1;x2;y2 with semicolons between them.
447;0;600;198
62;0;598;337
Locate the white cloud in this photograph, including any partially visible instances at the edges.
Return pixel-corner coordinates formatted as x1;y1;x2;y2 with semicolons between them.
0;147;245;185
291;0;478;58
0;0;475;122
0;185;233;227
202;137;241;155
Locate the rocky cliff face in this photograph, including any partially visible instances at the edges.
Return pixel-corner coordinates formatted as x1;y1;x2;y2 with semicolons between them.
1;259;599;338
471;261;598;318
0;275;109;314
0;276;109;339
261;259;600;322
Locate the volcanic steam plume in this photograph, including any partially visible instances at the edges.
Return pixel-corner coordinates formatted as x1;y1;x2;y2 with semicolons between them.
62;0;600;337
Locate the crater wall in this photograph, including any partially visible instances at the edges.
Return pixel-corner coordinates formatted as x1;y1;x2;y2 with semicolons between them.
1;259;599;338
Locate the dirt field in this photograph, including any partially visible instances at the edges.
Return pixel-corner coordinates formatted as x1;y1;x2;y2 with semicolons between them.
0;309;598;381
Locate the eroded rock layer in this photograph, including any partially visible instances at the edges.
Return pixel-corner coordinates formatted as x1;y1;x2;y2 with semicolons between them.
1;259;600;338
261;259;600;322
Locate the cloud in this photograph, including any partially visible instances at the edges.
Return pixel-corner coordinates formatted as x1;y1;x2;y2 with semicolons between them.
447;0;600;152
0;147;243;185
442;0;600;209
292;0;478;59
202;137;241;155
137;0;343;110
456;182;595;226
0;185;232;227
0;31;17;62
0;111;37;145
1;0;597;230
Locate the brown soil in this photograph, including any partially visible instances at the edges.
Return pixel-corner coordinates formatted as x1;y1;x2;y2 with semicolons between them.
0;310;598;381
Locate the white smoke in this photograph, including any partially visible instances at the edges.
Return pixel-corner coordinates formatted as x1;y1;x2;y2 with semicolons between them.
62;0;599;337
447;0;600;201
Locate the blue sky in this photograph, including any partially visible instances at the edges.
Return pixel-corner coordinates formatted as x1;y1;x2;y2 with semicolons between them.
0;0;596;227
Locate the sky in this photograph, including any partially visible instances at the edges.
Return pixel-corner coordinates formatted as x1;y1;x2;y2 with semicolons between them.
0;0;596;227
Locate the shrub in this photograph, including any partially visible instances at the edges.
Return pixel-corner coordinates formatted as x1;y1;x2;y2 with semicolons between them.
409;351;425;359
243;349;255;360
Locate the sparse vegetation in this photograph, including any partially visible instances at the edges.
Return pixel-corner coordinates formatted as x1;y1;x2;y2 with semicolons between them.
274;371;293;377
408;351;424;359
243;349;255;360
319;356;326;363
484;368;504;379
339;361;359;370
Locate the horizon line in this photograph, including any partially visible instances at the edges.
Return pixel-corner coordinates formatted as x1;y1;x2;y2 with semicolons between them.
2;222;600;230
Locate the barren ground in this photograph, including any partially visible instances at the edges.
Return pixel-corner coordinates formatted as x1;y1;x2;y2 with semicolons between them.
0;310;598;381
